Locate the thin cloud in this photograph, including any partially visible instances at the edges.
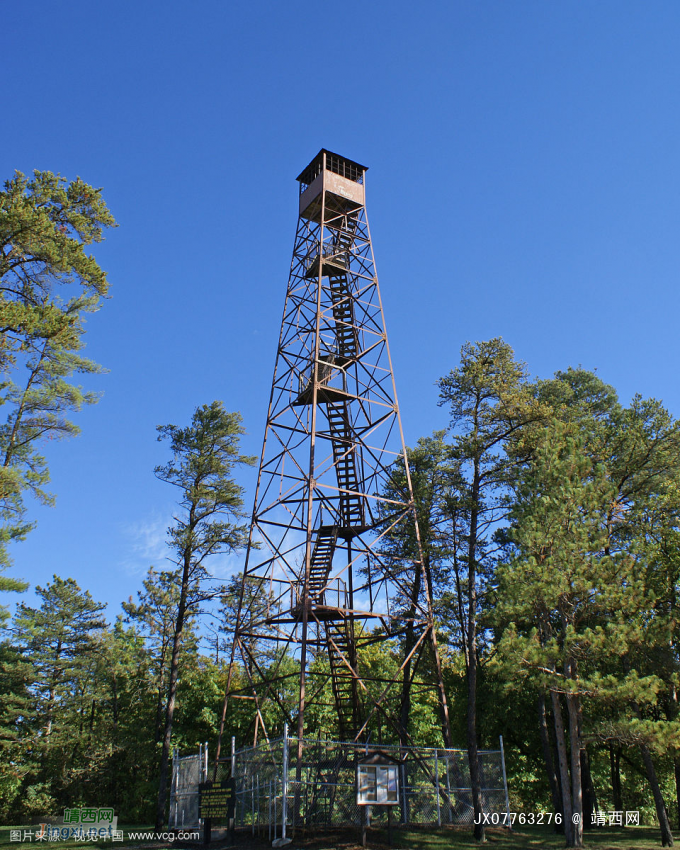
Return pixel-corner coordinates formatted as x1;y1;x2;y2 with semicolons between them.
121;513;170;575
205;550;247;581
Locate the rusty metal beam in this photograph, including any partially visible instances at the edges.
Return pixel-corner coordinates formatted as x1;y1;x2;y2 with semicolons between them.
218;152;452;766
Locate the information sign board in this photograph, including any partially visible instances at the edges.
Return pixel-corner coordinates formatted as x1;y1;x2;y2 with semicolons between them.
357;765;399;806
198;781;230;819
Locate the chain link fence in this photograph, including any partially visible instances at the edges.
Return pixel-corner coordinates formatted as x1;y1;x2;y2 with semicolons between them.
201;729;510;836
169;744;209;829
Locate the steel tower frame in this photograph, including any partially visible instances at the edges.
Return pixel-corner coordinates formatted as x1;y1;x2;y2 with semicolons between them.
222;150;451;753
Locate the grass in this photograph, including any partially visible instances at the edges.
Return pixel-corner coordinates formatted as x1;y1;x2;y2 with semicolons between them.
0;825;169;850
1;824;677;850
280;825;679;850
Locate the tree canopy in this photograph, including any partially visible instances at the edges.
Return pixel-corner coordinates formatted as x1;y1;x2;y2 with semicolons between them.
1;331;679;848
0;170;116;575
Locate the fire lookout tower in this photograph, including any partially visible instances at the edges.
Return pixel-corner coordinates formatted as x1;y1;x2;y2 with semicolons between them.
223;150;451;751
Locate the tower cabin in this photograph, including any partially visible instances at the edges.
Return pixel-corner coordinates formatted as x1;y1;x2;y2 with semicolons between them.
297;149;367;223
294;150;367;408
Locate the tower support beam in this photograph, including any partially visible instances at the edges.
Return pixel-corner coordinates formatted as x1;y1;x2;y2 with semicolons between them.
222;150;451;763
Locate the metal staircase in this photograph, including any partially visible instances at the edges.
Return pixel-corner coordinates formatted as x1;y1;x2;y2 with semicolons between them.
326;401;364;531
327;213;359;364
324;215;364;739
307;525;338;605
325;213;364;532
299;213;366;740
325;619;360;741
328;274;358;363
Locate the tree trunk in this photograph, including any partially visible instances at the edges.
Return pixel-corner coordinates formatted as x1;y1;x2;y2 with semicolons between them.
423;551;452;749
155;687;164;744
538;694;563;832
399;562;421;747
111;673;119;730
639;743;674;847
467;460;484;842
609;744;622;812
631;692;675;847
674;758;680;831
467;646;484;841
155;550;191;831
551;690;574;846
566;693;583;847
580;746;597;830
577;705;597;830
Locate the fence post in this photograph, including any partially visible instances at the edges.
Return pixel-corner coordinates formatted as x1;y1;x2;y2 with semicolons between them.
445;756;452;824
499;736;511;830
274;778;278;840
282;722;289;840
198;744;203;833
434;749;441;827
169;749;176;829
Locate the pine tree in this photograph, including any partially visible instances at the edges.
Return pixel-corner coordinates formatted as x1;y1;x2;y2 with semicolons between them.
495;414;677;847
0;638;33;819
153;401;254;829
123;567;198;744
437;338;545;840
12;576;107;814
378;431;462;747
0;170;116;572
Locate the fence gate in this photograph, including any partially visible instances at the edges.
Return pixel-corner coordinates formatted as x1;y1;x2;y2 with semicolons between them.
169;744;208;829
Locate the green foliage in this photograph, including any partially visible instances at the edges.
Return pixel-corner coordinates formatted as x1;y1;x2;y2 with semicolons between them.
4;577;107;817
122;567;198;743
0;639;33;820
436;338;547;645
154;401;255;827
491;369;680;845
0;169;116;575
155;402;255;594
4;338;680;838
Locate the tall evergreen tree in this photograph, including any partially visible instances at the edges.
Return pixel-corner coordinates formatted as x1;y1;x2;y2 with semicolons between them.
98;617;159;821
0;638;33;820
495;409;678;847
0;170;116;572
377;431;460;746
123;567;198;744
154;401;254;829
437;338;544;840
12;576;107;814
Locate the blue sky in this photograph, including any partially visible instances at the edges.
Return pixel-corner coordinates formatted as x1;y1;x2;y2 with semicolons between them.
4;1;680;618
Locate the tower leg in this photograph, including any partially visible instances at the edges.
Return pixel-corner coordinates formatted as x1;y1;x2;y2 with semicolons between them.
224;149;452;754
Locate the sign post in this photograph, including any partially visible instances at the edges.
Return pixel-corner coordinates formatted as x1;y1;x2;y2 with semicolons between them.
357;752;401;847
198;780;233;845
